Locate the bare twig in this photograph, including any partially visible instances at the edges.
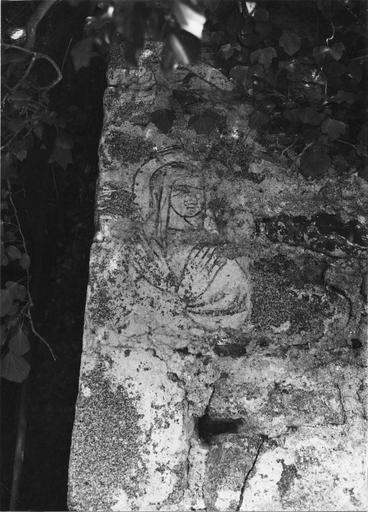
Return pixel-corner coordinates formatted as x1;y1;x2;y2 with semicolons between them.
1;126;33;152
281;137;297;158
326;20;336;46
9;54;37;93
61;37;73;73
25;0;59;50
336;138;358;149
2;43;63;92
352;54;368;62
291;141;314;171
6;179;56;361
26;309;56;360
179;66;226;92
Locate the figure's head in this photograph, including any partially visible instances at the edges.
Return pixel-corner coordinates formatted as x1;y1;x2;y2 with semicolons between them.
148;162;212;243
169;175;205;219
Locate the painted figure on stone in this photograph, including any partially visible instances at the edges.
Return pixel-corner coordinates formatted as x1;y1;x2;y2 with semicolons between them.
129;160;251;334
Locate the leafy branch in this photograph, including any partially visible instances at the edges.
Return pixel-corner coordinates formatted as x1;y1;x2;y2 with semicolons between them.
7;180;56;362
2;43;62;95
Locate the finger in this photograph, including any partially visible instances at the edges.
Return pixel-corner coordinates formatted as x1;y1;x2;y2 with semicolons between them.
150;239;163;258
200;246;215;260
191;244;204;258
204;248;219;267
211;257;226;271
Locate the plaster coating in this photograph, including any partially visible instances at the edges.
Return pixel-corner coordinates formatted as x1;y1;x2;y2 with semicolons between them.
68;40;368;511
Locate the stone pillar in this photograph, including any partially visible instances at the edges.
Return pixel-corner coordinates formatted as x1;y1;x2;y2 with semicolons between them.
68;41;368;511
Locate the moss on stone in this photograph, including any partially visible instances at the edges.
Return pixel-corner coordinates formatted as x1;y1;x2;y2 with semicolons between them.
69;360;145;511
108;131;153;163
98;187;135;217
251;256;340;335
277;460;301;498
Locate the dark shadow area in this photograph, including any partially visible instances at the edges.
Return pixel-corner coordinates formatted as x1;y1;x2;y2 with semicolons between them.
213;344;248;357
1;2;106;510
196;416;244;444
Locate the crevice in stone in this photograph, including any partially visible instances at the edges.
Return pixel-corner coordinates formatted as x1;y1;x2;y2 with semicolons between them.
260;214;368;252
196;416;244;444
144;347;164;362
356;380;367;420
314;214;367;246
213;344;248;357
351;338;363;350
184;401;193;494
174;347;190;355
336;384;347;425
325;283;353;324
236;437;265;512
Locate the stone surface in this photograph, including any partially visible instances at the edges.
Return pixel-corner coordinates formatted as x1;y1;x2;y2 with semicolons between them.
68;41;368;511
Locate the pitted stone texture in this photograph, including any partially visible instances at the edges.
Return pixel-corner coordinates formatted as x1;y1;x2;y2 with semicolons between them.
69;347;189;511
69;40;368;512
239;423;367;511
203;434;262;511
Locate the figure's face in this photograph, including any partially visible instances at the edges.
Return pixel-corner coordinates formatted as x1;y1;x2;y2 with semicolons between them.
170;177;205;218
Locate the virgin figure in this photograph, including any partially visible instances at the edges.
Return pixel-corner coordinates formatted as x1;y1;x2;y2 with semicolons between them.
129;161;251;336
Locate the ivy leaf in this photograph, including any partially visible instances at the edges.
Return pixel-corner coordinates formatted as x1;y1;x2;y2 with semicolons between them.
250;47;277;69
162;31;200;70
13;148;27;162
300;146;331;178
279;31;301;56
33;124;44;139
298;107;325;126
321;118;347;141
6;245;22;260
0;325;7;347
0;352;30;383
330;42;345;61
0;288;13;317
150;109;175;134
57;132;74;149
229;66;249;90
49;134;74;170
249;110;269;128
6;281;27;301
218;43;234;61
172;1;206;39
253;7;269;22
2;153;17;179
9;328;30;355
49;146;73;170
331;90;356;105
188;110;224;135
8;118;27;133
71;38;96;72
19;253;31;270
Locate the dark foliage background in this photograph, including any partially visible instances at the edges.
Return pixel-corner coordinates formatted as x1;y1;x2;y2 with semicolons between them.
1;0;367;510
1;2;106;509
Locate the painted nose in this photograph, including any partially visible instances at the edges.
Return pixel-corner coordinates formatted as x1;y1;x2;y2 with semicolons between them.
185;195;199;205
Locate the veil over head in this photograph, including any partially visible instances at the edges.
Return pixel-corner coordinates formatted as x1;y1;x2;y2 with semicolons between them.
132;158;218;244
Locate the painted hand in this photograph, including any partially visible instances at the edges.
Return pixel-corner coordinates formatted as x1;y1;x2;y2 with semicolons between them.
177;245;226;303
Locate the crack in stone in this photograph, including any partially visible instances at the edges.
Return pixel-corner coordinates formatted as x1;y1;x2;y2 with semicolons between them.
356;379;367;420
336;384;347;425
236;437;265;512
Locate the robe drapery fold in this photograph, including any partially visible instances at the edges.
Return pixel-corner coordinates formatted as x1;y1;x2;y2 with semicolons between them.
130;241;251;335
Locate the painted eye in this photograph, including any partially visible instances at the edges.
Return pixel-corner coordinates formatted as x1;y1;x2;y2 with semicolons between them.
174;187;191;194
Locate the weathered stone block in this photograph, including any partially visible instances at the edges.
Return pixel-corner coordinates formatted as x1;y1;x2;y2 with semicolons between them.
68;41;368;511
